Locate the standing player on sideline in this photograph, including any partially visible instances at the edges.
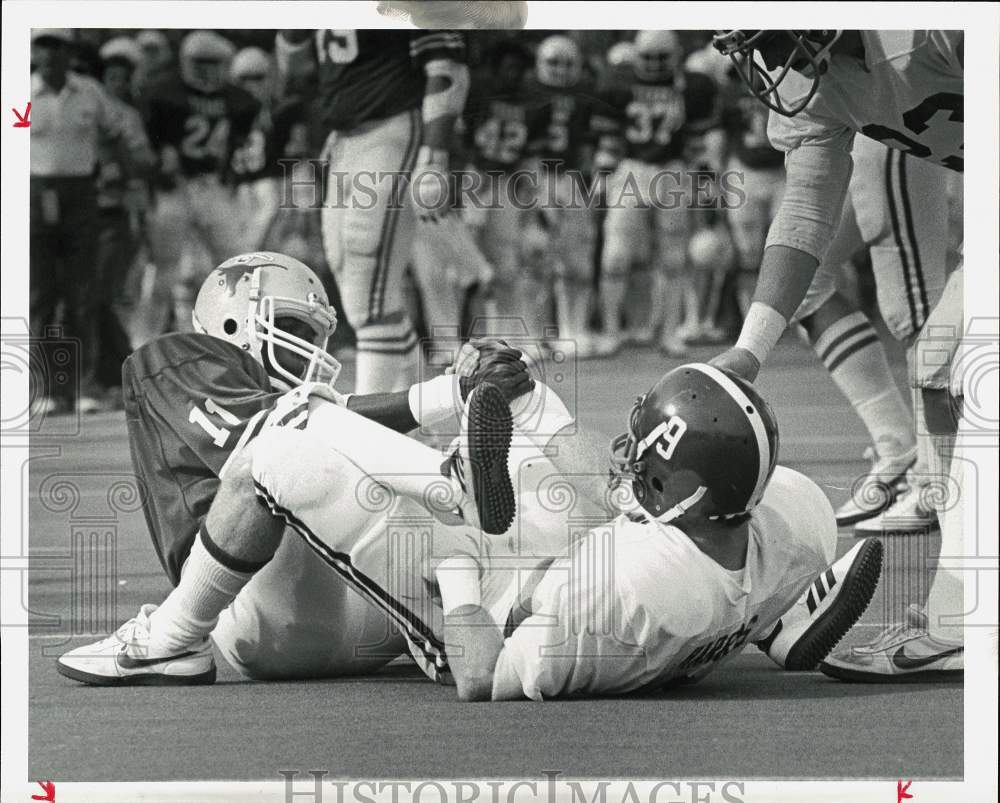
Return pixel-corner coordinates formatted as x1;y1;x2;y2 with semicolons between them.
143;31;260;331
527;35;602;355
439;365;884;700
275;29;469;393
57;251;532;684
710;30;965;680
591;31;720;357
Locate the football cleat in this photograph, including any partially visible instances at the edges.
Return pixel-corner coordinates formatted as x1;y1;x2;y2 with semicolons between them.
591;333;624;358
756;538;884;670
835;445;916;527
440;383;516;535
820;622;963;683
853;484;938;536
57;604;216;686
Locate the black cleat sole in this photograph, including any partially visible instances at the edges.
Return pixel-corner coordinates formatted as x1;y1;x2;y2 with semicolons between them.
784;538;884;671
466;383;515;535
57;660;217;687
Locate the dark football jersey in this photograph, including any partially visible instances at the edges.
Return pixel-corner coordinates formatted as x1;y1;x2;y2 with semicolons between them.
722;83;784;170
231;98;310;183
594;70;719;165
123;333;282;585
524;77;602;173
315;30;465;131
463;76;541;172
143;78;260;179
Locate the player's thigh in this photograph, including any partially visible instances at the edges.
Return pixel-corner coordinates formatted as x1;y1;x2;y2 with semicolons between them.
325;112;420;325
213;532;404;679
851;138;949;341
602;163;650;271
555;206;596;279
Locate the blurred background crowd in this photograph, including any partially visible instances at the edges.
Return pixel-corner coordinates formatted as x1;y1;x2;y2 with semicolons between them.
29;26;910;413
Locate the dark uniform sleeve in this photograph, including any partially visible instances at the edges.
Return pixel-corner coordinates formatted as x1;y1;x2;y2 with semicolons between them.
409;30;466;68
683;71;722;134
123;333;282;585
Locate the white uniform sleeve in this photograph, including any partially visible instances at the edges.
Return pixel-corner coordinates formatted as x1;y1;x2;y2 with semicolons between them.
764;104;855;262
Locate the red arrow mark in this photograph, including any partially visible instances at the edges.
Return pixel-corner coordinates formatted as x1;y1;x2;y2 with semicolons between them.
32;780;56;801
13;102;31;127
897;779;913;803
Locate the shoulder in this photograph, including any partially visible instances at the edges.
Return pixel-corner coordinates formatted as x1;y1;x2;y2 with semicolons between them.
752;466;835;547
126;333;267;387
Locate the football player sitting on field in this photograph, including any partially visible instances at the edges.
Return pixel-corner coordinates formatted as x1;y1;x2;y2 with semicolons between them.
58;251;535;684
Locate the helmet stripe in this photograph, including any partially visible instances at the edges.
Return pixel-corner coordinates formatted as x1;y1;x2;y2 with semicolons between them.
686;364;771;510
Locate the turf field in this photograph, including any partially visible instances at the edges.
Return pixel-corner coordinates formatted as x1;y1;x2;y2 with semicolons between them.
27;336;962;781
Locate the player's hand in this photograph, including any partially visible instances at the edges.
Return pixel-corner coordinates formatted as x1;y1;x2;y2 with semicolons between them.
709;347;761;382
452;338;535;404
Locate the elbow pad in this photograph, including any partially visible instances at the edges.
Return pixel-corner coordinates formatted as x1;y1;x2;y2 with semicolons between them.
423;60;470;124
765;145;853;262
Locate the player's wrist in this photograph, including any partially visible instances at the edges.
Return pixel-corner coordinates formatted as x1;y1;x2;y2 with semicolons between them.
735;302;787;367
407;373;461;428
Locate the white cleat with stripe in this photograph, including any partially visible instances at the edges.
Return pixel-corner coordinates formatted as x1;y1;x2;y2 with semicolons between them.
756;538;884;671
57;604;216;686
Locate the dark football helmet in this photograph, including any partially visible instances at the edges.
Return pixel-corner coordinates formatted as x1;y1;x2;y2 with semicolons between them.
712;30;843;117
609;363;780;523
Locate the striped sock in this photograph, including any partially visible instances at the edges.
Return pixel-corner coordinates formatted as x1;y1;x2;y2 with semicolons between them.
813;311;914;458
355;312;420;394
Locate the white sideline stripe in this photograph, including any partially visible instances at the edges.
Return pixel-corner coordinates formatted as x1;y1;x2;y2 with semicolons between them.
687;363;770;508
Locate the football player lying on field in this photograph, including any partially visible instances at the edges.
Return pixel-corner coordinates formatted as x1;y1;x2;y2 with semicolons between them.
438;365;885;700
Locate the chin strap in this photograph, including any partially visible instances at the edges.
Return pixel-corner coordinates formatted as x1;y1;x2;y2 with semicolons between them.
656;486;707;524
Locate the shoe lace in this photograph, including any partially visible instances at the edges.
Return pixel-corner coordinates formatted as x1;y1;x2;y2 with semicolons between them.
863;622;924;651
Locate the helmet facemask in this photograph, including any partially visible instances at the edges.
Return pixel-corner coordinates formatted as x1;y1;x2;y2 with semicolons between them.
713;30;842;117
247;272;340;391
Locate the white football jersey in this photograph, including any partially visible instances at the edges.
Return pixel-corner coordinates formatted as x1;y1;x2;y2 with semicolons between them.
490;467;837;700
767;30;963;171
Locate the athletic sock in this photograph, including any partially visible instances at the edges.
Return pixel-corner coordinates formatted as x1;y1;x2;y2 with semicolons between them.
923;428;963;643
813;312;915;458
600;272;627;338
355;313;420;394
148;525;260;655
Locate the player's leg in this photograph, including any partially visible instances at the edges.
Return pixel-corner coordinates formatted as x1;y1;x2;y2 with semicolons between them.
212;532;406;680
821;265;964;682
328;110;422;393
146;185;194;332
851;143;950;535
652;167;693;356
56;387;515;685
597;161;645;355
794;178;917;527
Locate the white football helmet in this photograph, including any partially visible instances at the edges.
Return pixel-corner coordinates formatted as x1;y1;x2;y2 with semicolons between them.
230;46;274;102
99;37;143;69
193;252;341;391
179;31;236;94
536;35;582;89
606;41;636;69
634;30;682;83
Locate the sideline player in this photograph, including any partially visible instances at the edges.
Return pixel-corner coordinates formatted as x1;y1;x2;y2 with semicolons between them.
592;31;720;357
276;28;469;393
57;251;532;684
439;364;885;700
143;31;260;332
709;30;965;680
